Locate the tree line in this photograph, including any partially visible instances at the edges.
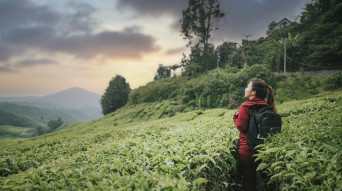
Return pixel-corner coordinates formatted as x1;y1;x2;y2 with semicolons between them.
101;0;342;115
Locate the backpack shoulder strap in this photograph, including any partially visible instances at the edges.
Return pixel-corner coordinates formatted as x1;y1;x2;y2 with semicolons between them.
251;104;273;137
253;104;272;111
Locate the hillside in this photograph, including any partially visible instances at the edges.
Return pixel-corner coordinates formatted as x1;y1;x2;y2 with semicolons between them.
0;102;98;138
0;91;341;190
0;87;102;121
0;109;43;129
0;108;45;138
0;103;81;123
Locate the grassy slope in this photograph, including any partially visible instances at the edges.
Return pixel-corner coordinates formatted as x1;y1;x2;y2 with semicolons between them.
0;103;83;123
0;91;341;190
0;108;46;138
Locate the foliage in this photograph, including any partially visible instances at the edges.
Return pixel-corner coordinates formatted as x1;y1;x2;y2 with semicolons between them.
128;77;185;104
182;44;217;76
275;75;322;103
180;0;227;76
1;91;341;190
183;64;275;108
324;72;342;90
0;108;241;190
215;41;238;68
35;126;45;136
180;0;227;47
101;75;131;115
129;64;274;109
48;118;64;132
231;0;342;73
154;64;171;80
0;102;90;122
256;92;342;190
0;126;26;138
286;0;342;71
0;109;41;128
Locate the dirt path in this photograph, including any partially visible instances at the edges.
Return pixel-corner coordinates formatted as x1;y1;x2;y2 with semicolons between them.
20;128;28;136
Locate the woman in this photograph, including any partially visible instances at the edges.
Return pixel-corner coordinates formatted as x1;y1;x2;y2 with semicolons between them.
233;78;277;191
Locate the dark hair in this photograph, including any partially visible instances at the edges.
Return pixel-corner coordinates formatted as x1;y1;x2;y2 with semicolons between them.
248;78;277;113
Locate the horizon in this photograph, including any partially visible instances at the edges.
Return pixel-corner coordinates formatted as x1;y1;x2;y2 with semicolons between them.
0;0;310;97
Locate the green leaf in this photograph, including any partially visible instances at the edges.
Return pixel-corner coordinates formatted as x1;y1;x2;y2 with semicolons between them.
264;147;283;153
205;155;216;165
323;142;342;151
285;150;296;158
160;165;169;171
271;161;284;168
256;163;268;171
197;164;208;172
194;178;208;186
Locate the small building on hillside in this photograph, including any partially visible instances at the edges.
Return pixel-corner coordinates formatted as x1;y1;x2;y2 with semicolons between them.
268;18;294;31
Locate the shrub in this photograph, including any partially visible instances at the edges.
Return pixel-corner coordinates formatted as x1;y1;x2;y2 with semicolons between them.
325;73;342;90
275;75;320;102
128;64;275;109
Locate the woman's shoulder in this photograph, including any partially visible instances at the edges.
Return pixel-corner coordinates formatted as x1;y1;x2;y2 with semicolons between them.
241;98;268;108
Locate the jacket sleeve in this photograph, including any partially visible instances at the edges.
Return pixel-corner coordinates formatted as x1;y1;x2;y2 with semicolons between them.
233;105;250;133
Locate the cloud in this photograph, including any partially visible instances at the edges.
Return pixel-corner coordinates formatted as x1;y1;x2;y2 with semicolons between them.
62;1;99;34
0;0;160;70
0;0;60;30
116;0;186;17
213;0;310;43
166;47;187;55
51;27;160;59
16;59;58;68
0;58;58;72
0;45;15;62
115;0;309;43
3;25;160;60
0;64;15;72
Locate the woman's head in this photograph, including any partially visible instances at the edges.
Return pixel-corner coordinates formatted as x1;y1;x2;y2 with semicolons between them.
246;78;277;113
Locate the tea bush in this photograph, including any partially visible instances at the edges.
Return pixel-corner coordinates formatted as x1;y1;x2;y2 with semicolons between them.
1;91;341;190
0;109;242;190
256;92;342;190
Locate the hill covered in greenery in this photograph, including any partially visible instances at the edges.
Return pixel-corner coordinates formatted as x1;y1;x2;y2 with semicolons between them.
0;91;341;190
0;103;82;138
0;103;83;123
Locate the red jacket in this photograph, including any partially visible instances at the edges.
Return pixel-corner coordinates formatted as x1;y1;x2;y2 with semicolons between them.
233;98;268;154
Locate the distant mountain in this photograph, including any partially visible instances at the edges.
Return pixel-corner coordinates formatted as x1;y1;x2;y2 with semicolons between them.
39;87;101;110
0;87;103;121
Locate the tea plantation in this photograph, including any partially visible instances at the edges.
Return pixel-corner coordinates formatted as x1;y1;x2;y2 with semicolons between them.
0;92;341;190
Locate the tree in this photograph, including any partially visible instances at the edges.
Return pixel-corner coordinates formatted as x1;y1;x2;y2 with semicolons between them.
180;0;227;48
154;64;171;80
182;43;217;76
35;126;45;136
48;117;63;131
101;75;131;115
297;0;342;70
180;0;228;75
215;41;238;68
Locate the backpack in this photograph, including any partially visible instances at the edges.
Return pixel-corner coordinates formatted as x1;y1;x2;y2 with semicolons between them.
246;104;282;153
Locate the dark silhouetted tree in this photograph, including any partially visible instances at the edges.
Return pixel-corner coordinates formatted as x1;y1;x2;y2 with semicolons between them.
101;75;131;115
154;64;171;80
48;117;63;131
180;0;228;75
180;0;227;48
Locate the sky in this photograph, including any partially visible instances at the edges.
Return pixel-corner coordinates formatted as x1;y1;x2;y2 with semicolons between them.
0;0;310;97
